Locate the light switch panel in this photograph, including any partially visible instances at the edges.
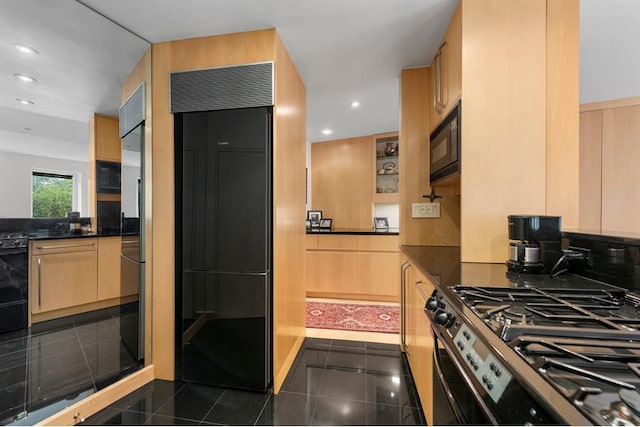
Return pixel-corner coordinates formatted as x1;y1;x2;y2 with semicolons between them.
412;203;441;218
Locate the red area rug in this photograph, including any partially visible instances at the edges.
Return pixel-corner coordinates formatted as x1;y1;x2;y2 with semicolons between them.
306;301;400;334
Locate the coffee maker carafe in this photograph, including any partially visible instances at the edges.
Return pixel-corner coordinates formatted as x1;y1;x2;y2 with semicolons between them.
507;215;562;274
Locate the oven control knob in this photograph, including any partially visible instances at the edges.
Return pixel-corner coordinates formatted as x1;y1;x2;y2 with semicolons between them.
434;310;451;326
425;297;439;312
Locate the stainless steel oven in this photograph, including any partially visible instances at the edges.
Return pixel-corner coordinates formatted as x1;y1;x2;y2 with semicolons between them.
424;288;560;425
432;325;493;425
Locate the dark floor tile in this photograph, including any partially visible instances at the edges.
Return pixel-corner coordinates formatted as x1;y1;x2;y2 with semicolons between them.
311;396;367;426
366;342;400;352
155;383;224;421
145;414;201;425
330;339;366;349
82;407;150;425
203;389;270;425
110;380;185;413
365;351;410;376
29;316;76;335
280;347;328;395
279;365;325;396
365;372;420;408
366;402;425;425
318;369;366;402
301;338;331;348
256;391;317;425
326;348;366;371
71;307;115;327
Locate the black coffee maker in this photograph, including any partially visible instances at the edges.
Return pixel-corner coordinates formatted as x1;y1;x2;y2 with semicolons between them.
507;215;562;274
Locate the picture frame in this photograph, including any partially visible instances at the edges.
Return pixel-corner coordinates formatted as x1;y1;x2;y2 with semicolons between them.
374;217;389;229
307;210;322;226
319;218;332;229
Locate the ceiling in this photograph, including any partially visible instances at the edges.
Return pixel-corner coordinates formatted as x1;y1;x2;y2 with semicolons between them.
0;0;639;163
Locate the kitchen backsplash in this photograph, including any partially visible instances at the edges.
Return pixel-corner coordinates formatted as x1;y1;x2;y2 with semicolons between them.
564;231;640;291
0;217;92;235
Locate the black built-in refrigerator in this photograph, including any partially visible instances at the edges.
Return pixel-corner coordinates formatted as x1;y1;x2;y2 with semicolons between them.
175;107;272;391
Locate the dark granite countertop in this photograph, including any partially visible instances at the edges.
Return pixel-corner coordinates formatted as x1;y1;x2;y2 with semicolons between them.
400;244;625;293
307;228;399;236
29;232;99;241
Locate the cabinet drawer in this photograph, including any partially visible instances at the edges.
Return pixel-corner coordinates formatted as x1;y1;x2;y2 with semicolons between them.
31;238;98;255
357;235;399;251
317;235;358;250
306;234;318;249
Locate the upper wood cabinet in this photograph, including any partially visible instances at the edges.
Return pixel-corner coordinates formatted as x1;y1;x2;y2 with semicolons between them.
429;3;461;132
90;114;121;162
311;135;374;229
373;132;399;204
579;100;640;235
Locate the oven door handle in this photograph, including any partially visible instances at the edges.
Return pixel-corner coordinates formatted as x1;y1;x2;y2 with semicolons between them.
432;326;499;425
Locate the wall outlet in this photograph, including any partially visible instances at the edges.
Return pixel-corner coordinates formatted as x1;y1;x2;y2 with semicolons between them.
412;203;440;218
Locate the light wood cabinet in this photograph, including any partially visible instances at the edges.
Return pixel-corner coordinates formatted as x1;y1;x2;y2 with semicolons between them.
578;102;640;234
401;260;435;425
306;234;400;301
429;3;461;132
97;236;123;300
30;239;98;314
92;114;121;162
305;235;319;292
311;135;373;229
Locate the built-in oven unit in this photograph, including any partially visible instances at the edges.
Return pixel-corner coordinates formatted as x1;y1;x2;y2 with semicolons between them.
425;282;640;426
429;100;460;185
0;232;29;333
426;289;558;425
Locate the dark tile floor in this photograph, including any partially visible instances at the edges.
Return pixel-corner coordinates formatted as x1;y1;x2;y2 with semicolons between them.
0;306;141;426
82;338;425;426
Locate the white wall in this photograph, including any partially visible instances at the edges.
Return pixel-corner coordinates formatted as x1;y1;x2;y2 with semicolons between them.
581;0;640;102
0;150;88;218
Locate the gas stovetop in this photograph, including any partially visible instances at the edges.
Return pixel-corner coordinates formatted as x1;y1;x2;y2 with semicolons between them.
452;285;640;426
0;232;29;250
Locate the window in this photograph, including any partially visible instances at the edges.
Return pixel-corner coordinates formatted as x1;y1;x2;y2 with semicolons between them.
32;171;74;218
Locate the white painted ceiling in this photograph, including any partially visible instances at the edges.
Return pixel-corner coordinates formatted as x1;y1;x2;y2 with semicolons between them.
0;0;639;162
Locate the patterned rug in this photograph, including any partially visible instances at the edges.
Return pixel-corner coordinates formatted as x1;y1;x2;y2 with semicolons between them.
306;301;400;334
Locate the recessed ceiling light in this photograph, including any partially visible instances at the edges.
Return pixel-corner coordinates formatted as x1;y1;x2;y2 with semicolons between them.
321;129;333;135
14;44;39;56
14;74;37;83
350;101;360;108
16;98;35;106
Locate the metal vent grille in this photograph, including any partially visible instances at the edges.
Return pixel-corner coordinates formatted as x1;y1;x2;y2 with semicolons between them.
170;62;273;113
119;83;145;138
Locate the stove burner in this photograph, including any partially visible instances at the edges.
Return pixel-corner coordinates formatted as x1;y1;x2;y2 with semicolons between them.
619;389;640;416
603;400;640;426
503;306;531;319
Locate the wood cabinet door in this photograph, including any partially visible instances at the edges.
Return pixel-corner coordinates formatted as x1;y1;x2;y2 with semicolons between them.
305;251;319;292
357;252;400;299
602;105;640;234
94;115;121;162
98;236;122;300
311;136;373;229
31;251;97;314
317;251;357;294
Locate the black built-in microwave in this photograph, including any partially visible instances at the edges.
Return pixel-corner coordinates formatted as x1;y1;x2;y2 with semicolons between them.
430;101;460;185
